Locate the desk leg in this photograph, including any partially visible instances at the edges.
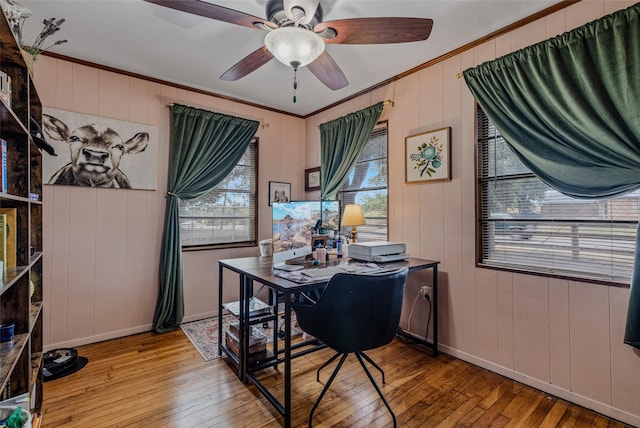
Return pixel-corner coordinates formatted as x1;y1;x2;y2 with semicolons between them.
270;289;279;370
240;275;251;383
218;265;224;357
432;265;438;357
283;292;292;428
395;265;439;358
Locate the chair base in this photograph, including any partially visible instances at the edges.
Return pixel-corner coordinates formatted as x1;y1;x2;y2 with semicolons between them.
317;350;387;384
309;351;397;428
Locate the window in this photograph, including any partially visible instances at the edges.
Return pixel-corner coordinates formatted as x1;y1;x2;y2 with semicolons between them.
338;122;388;242
179;139;257;247
477;108;637;283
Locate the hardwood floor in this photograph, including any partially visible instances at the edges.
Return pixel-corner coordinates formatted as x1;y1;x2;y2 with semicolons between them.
41;330;630;427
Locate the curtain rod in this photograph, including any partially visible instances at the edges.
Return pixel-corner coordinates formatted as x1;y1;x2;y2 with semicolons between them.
166;103;270;128
165;99;394;124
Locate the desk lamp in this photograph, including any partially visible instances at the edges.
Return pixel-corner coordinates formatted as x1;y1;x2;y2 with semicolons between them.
341;204;366;243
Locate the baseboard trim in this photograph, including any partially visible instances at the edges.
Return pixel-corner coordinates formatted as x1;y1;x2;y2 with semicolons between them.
44;312;220;351
45;323;154;351
181;311;217;324
439;345;640;427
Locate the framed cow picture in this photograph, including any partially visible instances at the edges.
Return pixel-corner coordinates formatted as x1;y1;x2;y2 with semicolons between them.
40;108;158;190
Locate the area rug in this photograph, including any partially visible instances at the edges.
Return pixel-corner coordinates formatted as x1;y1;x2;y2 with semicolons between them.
181;313;303;362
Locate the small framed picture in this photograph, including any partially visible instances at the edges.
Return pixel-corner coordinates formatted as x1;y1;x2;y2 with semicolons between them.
405;127;452;183
311;235;328;249
304;167;321;192
269;181;291;206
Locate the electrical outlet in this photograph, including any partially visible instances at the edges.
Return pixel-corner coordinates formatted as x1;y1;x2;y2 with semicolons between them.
420;285;431;300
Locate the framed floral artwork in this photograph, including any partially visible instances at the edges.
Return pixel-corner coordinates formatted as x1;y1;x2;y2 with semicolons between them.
405;127;451;183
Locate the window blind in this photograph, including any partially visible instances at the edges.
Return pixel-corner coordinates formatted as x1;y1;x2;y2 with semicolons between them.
179;139;257;246
477;108;637;282
338;123;388;242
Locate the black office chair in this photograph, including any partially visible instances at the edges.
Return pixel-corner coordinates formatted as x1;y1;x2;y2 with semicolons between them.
292;267;409;428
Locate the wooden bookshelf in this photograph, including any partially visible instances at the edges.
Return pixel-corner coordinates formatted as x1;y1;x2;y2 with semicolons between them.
0;9;44;414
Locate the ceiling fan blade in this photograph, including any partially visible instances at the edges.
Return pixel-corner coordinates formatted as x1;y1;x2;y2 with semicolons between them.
220;46;274;81
315;17;433;44
307;51;348;90
144;0;276;30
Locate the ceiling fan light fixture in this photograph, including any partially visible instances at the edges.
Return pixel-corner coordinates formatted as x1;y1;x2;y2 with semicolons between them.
265;27;325;68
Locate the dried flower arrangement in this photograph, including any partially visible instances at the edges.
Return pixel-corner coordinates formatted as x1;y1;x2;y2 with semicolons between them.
17;17;67;59
0;0;67;59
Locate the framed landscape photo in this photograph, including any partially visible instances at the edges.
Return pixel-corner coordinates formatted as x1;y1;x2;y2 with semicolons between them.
305;167;321;192
269;181;291;206
405;127;452;183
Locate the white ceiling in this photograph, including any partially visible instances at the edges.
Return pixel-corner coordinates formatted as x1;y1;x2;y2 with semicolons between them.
21;0;560;116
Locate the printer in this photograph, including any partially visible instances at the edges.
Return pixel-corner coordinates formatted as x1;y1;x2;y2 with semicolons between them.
348;241;409;262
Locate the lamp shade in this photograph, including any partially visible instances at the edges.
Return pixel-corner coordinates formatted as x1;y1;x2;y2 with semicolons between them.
342;204;366;227
264;27;325;68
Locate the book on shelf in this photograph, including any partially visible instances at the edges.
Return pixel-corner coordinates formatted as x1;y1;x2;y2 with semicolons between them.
228;321;268;343
0;139;6;193
225;328;267;356
223;297;271;318
0;214;6;270
0;208;16;268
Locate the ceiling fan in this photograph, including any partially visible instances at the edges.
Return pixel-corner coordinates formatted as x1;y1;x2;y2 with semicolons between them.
144;0;433;92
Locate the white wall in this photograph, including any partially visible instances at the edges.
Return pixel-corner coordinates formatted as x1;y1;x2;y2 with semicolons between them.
304;0;640;425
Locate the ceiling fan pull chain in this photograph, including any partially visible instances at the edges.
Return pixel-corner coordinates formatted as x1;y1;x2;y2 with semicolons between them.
291;60;301;103
293;66;298;103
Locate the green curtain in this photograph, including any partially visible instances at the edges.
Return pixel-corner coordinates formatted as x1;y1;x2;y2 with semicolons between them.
463;3;640;348
464;4;640;198
153;104;259;333
320;102;384;199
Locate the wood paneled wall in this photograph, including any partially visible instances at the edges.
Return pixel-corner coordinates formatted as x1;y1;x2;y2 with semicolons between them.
34;57;306;349
304;0;640;425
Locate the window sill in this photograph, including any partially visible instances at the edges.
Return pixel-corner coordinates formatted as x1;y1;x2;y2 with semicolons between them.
182;241;257;252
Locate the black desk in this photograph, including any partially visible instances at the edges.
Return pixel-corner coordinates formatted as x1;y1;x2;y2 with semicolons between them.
217;256;439;428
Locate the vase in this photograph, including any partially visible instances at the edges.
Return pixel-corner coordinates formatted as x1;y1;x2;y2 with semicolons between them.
20;48;35;76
